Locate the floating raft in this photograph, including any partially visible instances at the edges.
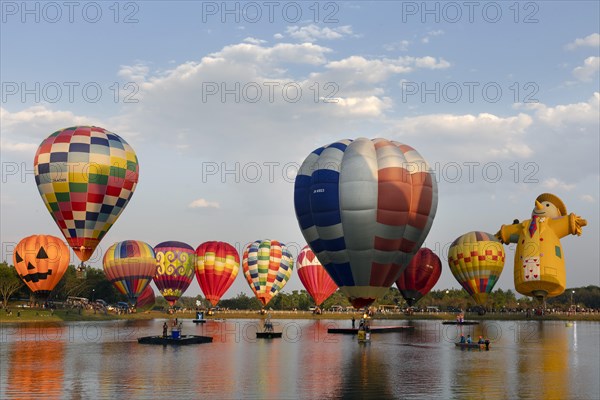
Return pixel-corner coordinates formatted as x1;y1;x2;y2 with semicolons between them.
328;326;414;334
256;332;283;339
442;321;480;325
137;335;213;345
192;319;207;324
455;342;489;350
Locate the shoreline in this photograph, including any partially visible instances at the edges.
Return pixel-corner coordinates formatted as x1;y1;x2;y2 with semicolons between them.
2;308;599;324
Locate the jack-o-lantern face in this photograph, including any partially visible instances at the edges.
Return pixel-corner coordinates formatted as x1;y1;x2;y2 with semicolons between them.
13;235;70;296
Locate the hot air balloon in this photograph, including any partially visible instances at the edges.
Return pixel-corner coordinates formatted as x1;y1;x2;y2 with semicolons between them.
242;239;294;307
103;240;157;304
448;231;505;305
153;241;196;306
13;235;70;298
396;247;442;306
136;285;156;312
297;245;338;307
34;126;139;273
496;193;587;301
195;241;240;307
294;138;438;308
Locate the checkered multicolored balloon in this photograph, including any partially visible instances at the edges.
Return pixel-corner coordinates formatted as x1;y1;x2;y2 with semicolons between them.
34;126;139;262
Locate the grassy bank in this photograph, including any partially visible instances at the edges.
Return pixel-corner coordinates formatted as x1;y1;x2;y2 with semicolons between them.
2;307;599;323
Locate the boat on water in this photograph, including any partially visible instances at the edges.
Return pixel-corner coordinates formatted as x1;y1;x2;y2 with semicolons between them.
442;321;479;325
192;319;207;324
357;330;371;343
256;331;282;339
455;342;489;350
138;335;213;345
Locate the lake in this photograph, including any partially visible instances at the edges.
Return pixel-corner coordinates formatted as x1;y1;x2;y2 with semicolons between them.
1;319;598;399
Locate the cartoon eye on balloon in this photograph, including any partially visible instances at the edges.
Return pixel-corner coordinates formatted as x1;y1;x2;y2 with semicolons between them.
294;138;438;308
195;241;240;307
34;126;139;275
242;239;294;307
13;235;70;298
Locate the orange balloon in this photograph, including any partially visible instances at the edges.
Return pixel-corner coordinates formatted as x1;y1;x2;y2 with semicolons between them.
13;235;70;297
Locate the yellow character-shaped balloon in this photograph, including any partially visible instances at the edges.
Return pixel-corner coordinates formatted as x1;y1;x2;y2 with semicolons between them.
496;193;587;301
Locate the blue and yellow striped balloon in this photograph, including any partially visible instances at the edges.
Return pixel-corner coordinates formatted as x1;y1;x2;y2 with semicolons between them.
103;240;157;303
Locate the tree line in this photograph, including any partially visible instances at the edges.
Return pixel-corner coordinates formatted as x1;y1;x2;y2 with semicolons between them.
1;262;598;310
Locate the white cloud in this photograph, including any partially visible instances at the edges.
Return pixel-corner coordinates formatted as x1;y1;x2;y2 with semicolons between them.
383;40;410;52
273;33;284;40
118;64;150;82
580;194;595;203
521;92;599;127
422;30;444;44
188;198;220;209
0;106;102;154
386;112;535;165
566;33;600;50
214;42;332;66
243;37;266;45
328;96;392;117
284;24;354;41
572;56;600;81
325;55;450;83
0;139;38;153
542;178;575;191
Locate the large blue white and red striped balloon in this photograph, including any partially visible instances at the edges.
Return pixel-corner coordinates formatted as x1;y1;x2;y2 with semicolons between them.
293;138;438;308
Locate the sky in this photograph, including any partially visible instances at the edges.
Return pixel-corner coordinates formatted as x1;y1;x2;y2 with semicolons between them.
1;1;599;301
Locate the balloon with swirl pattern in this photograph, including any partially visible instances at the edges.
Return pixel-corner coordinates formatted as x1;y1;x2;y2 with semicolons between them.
153;241;196;306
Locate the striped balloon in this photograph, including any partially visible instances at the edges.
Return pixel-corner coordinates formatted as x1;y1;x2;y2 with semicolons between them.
297;245;338;307
195;241;240;306
103;240;157;303
242;239;294;306
153;241;196;306
34;126;139;262
136;284;156;312
294;138;438;308
448;231;505;305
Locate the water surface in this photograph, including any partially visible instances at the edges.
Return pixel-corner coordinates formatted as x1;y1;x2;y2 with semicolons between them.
1;319;598;399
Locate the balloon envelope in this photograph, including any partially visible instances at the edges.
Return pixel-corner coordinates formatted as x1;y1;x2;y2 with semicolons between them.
242;239;294;306
34;126;139;262
13;235;70;297
153;241;196;306
395;247;442;306
297;245;338;307
448;231;505;305
136;285;156;312
195;241;240;307
103;240;157;303
294;138;438;308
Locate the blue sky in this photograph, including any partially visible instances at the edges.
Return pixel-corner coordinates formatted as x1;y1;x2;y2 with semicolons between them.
2;1;599;300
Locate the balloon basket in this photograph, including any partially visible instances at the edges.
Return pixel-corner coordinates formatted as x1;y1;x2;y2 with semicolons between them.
76;267;87;280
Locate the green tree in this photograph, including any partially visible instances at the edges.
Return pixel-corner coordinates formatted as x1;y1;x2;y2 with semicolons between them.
0;262;23;308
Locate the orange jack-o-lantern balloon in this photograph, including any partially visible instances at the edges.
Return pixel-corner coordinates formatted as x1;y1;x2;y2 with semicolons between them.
13;235;70;297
